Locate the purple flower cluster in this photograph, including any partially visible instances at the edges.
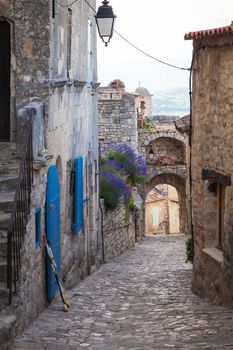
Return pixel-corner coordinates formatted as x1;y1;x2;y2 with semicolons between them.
102;159;128;176
102;142;147;177
100;170;131;204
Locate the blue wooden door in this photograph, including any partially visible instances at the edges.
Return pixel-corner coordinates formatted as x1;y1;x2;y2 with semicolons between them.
46;165;60;301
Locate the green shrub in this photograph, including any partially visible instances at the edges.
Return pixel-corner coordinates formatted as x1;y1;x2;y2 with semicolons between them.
185;236;193;263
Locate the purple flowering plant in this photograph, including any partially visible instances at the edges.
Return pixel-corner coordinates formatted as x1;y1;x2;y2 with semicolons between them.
100;170;131;210
101;142;147;186
100;142;147;210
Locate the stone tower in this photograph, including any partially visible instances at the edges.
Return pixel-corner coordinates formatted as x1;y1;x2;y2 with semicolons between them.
135;84;153;118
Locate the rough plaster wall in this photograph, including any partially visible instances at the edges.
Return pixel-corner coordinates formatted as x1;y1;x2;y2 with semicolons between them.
145;200;169;235
14;103;47;333
191;34;233;304
47;0;99;288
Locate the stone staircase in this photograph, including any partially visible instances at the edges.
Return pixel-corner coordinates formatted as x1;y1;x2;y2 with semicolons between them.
0;142;19;348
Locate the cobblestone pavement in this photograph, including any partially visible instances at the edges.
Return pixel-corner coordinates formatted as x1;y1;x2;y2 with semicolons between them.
14;235;233;350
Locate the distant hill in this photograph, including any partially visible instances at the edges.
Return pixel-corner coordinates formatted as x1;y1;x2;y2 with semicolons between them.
152;87;189;116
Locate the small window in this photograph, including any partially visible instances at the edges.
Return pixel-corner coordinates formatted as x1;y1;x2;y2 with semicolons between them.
35;208;41;249
217;183;225;250
72;156;83;234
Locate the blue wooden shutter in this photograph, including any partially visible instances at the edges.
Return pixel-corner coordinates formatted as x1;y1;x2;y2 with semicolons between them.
72;156;83;234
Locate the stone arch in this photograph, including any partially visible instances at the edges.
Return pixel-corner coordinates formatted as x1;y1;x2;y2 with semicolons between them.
142;130;186;146
145;173;187;233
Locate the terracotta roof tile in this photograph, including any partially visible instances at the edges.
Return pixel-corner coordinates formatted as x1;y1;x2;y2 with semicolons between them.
184;25;233;40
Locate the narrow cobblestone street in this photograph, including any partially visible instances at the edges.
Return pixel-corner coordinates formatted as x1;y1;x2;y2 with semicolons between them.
14;235;233;350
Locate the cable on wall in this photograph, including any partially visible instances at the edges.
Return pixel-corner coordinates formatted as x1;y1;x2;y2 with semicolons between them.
56;0;80;8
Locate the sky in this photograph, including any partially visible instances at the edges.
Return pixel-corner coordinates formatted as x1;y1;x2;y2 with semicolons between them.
97;0;233;94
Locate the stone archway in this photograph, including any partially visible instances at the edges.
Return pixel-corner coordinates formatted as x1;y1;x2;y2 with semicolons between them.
145;173;187;234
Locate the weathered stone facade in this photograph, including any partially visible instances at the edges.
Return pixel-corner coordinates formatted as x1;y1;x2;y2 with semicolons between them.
186;26;233;305
98;86;138;150
0;0;100;347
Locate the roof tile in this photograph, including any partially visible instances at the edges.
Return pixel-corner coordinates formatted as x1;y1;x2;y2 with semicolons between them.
184;25;233;40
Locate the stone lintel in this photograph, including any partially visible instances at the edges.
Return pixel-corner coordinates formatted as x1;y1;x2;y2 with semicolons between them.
202;169;231;186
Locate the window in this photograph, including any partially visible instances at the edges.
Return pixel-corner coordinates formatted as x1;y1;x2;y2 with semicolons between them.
35;208;41;249
152;206;159;227
217;183;225;250
72;156;83;234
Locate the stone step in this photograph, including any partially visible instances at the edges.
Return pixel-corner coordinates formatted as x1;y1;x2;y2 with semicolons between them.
0;213;11;231
0;174;18;191
0;191;15;212
0;239;7;261
0;314;16;350
0;283;9;306
0;229;7;240
0;261;7;283
0;159;19;175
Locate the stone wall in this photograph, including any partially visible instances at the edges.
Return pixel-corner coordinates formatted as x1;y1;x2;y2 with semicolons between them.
98;87;138;150
102;201;136;262
0;0;50;141
190;33;233;305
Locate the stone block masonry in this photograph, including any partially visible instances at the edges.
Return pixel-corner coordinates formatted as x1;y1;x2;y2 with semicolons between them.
189;31;233;305
98;87;138;150
101;201;136;262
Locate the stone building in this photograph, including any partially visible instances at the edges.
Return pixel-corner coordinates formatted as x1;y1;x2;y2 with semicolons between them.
185;24;233;304
0;0;100;346
145;185;180;235
98;80;138;150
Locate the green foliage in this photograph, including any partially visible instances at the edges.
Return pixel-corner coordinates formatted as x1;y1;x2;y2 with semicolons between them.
100;176;119;211
185;236;193;263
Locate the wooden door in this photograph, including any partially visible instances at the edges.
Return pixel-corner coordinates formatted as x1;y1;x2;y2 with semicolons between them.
0;21;10;141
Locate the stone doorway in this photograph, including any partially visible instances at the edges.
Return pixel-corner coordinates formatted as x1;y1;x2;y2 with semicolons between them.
145;184;180;235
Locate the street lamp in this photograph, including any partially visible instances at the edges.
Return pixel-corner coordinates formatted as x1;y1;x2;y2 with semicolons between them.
148;147;154;161
95;0;116;46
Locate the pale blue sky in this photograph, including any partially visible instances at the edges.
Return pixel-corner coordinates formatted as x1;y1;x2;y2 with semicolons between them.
97;0;233;93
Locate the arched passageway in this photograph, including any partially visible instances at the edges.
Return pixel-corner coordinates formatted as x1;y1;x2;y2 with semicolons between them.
145;173;187;234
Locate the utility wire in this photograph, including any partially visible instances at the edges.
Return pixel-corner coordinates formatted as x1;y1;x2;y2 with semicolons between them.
83;0;190;71
114;30;191;71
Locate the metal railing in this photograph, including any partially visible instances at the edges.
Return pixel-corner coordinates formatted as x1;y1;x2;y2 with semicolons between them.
7;110;34;304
